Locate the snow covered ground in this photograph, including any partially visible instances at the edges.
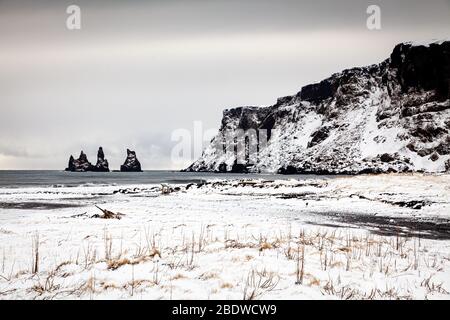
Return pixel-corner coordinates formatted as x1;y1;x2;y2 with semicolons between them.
0;174;449;300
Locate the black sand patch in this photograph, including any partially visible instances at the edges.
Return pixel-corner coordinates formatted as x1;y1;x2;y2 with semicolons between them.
306;211;450;240
0;202;83;210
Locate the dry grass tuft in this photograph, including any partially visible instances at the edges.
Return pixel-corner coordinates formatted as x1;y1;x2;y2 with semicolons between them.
242;268;279;300
100;281;120;290
199;272;219;280
421;275;449;295
259;242;273;251
149;248;161;258
308;277;321;287
31;232;39;274
171;273;187;280
245;254;254;261
31;271;60;296
221;282;234;289
107;258;131;270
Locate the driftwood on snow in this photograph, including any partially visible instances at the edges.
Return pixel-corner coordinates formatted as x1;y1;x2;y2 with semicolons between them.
92;205;125;220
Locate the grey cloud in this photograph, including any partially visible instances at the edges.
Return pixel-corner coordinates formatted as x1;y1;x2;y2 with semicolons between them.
0;0;449;169
0;145;30;158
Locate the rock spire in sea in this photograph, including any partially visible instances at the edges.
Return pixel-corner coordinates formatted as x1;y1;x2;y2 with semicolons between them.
65;147;110;172
120;149;143;172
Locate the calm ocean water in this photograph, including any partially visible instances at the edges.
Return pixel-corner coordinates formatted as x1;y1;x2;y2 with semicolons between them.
0;170;329;188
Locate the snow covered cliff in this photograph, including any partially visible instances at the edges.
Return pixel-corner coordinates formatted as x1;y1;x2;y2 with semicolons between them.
186;40;450;174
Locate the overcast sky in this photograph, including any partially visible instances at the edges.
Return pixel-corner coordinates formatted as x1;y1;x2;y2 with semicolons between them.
0;0;449;170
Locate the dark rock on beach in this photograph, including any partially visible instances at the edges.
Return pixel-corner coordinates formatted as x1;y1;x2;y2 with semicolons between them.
120;149;143;172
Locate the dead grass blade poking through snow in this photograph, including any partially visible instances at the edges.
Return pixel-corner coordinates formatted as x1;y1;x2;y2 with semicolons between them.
242;268;279;300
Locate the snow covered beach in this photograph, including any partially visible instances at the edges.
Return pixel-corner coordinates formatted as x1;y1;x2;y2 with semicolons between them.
0;173;449;299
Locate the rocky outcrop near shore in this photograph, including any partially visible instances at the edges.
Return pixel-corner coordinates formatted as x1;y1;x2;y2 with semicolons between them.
186;40;450;174
65;151;94;172
120;149;143;172
66;147;109;172
92;147;109;172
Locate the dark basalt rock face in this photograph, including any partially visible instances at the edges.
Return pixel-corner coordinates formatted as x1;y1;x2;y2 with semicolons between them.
66;155;76;171
186;40;450;174
120;149;143;172
300;79;338;104
230;161;250;173
390;42;450;100
308;126;331;148
92;147;109;172
380;153;395;163
65;147;109;172
65;151;94;172
217;162;227;173
277;165;298;175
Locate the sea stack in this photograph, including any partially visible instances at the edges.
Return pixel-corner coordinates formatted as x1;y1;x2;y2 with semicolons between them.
92;147;110;172
65;151;94;172
120;149;142;172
